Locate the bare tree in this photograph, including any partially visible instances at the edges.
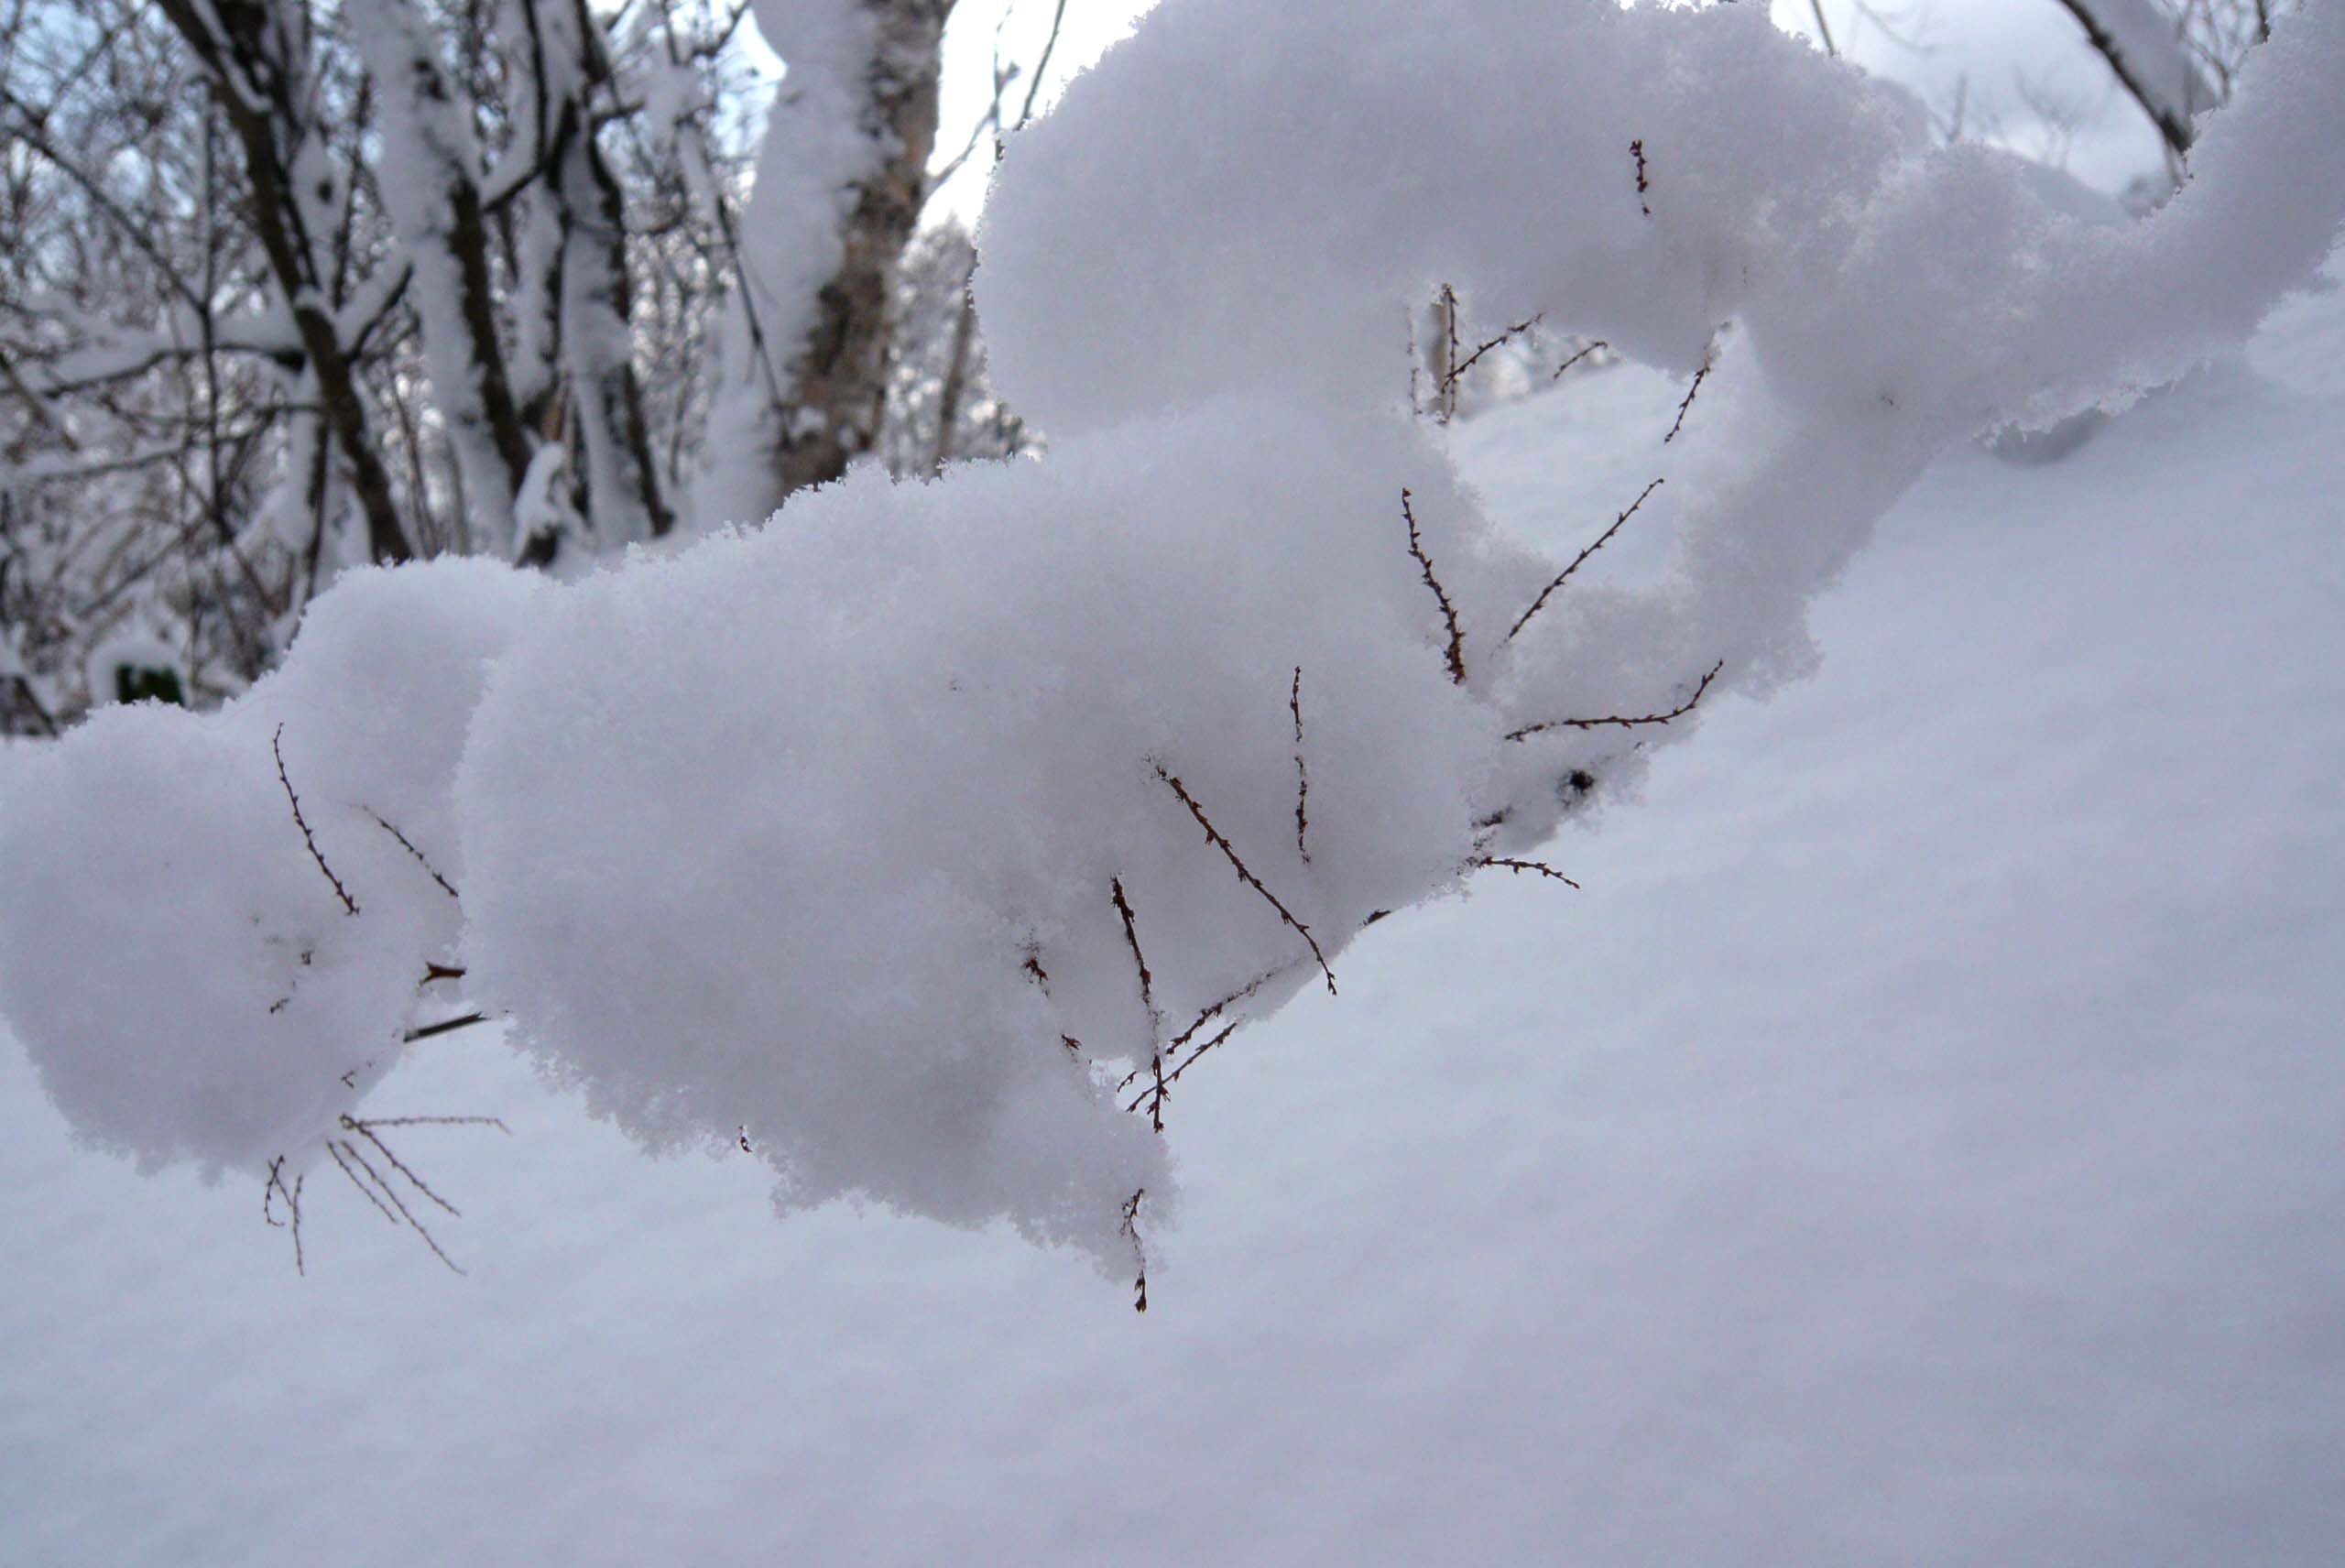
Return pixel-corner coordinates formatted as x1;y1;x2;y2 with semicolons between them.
0;0;969;730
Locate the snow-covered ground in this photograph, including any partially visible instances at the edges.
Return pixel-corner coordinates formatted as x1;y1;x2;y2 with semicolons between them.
5;270;2343;1563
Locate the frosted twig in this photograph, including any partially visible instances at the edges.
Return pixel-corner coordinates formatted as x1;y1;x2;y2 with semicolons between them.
1144;1018;1241;1100
1663;359;1710;444
272;724;357;916
1552;339;1609;380
1291;666;1311;864
1471;856;1582;889
1111;877;1167;1127
1121;1189;1149;1313
1402;487;1467;685
1442;310;1544;400
354;1115;510;1132
365;807;458;899
264;1155;307;1276
1117;966;1281;1094
327;1138;402;1225
1506;659;1724;741
335;1136;464;1275
1438;283;1462;422
1154;764;1336;995
1109;877;1161;1039
340;1115;463;1216
1505;477;1663;643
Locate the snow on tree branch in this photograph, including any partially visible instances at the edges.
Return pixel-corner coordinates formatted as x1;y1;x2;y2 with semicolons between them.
3;0;2341;1281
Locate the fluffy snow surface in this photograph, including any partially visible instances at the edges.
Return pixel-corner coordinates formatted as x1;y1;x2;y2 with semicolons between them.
6;278;2344;1562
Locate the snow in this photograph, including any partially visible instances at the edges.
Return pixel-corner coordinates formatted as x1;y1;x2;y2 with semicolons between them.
5;255;2345;1563
5;0;2345;1554
0;561;541;1177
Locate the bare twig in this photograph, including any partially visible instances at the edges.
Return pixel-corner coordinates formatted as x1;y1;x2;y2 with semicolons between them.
1402;487;1467;686
1155;764;1336;995
365;808;458;899
1552;339;1609;381
1442;311;1544;400
273;724;357;916
264;1155;306;1276
1121;1188;1149;1313
1291;666;1311;865
327;1138;401;1225
1631;138;1652;216
1471;856;1582;889
1109;877;1161;1040
334;1136;464;1275
1506;659;1724;742
1012;0;1073;133
354;1115;509;1132
2050;0;2197;158
1505;477;1663;644
1111;877;1168;1127
1117;967;1282;1095
403;1011;489;1043
1664;360;1710;444
340;1116;460;1217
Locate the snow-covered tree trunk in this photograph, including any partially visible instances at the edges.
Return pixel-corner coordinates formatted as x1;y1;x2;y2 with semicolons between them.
349;0;534;556
507;0;677;555
693;0;953;531
153;0;415;567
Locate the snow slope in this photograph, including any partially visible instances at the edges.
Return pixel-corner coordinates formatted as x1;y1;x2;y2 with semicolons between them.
5;283;2343;1563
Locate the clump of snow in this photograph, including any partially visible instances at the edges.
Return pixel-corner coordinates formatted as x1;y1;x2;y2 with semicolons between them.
5;0;2343;1267
459;400;1514;1258
0;561;540;1177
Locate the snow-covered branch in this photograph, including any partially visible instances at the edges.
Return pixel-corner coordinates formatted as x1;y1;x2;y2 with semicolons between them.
3;0;2341;1284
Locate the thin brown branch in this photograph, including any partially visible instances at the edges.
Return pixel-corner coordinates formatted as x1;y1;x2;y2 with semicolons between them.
1552;339;1609;380
340;1116;459;1217
264;1156;308;1277
273;724;357;916
335;1137;464;1275
1664;359;1710;444
1121;1188;1149;1314
1115;967;1281;1095
2051;0;2197;157
1506;659;1725;742
327;1138;402;1225
1631;138;1652;216
1505;477;1663;644
1443;311;1544;398
1402;487;1467;685
403;1011;489;1043
1109;877;1160;1040
353;1115;510;1132
1012;0;1073;133
1154;764;1336;996
1471;857;1582;889
1110;876;1167;1126
1291;666;1311;865
365;809;459;899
